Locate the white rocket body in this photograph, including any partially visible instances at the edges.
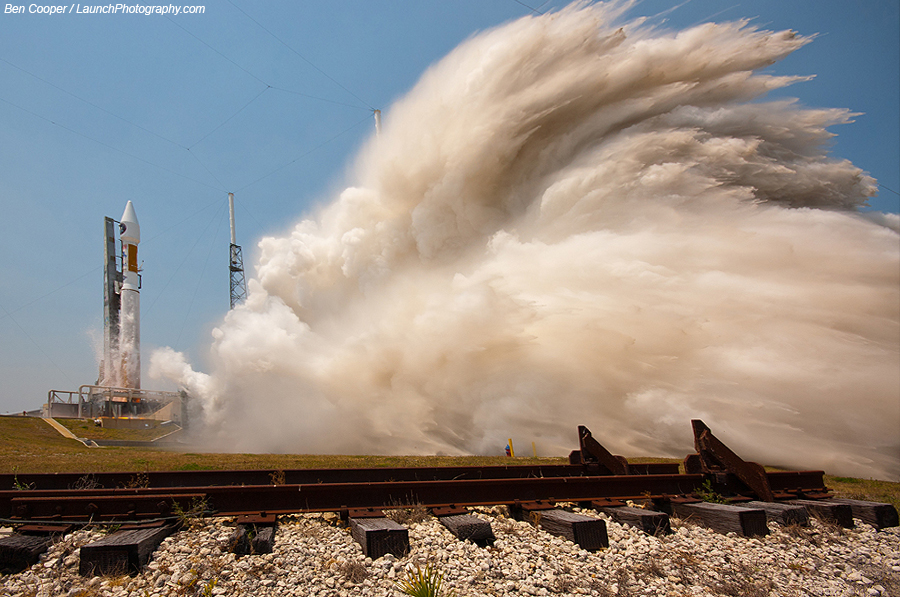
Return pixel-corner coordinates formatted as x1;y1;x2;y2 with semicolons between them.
119;200;141;389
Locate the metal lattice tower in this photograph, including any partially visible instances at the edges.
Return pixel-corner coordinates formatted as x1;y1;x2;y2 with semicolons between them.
228;193;247;309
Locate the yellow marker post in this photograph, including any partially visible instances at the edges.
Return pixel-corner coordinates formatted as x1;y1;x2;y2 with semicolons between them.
507;438;515;458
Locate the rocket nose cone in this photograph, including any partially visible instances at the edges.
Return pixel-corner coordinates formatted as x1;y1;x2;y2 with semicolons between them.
120;200;140;243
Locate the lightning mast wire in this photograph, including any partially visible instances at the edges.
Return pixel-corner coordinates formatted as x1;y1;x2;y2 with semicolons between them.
225;0;374;110
0;56;189;150
878;183;899;196
512;0;545;16
188;86;271;149
0;96;226;192
0;267;100;323
165;16;269;87
237;112;373;192
143;197;222;318
0;299;75;386
174;201;228;350
0;56;232;191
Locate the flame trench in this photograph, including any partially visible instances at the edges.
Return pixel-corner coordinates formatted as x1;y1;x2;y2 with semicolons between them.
151;4;900;480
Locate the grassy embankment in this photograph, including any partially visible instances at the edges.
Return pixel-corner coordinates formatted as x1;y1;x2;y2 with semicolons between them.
55;417;175;442
0;416;551;473
1;416;897;512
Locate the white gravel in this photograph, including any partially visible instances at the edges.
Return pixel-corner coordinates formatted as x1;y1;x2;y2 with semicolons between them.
2;506;898;597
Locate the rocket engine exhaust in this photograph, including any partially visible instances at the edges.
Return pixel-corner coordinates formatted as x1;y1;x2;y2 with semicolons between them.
151;3;900;480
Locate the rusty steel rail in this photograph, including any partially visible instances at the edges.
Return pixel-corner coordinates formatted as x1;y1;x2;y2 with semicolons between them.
0;470;828;522
5;474;702;521
0;421;832;523
0;463;679;492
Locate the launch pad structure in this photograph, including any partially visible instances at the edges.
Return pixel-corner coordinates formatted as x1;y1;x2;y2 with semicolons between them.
42;201;187;433
45;385;188;428
40;191;249;431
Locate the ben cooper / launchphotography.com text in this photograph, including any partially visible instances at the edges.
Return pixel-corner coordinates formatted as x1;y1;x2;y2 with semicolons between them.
4;3;205;15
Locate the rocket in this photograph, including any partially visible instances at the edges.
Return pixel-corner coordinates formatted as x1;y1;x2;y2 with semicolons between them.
119;200;141;389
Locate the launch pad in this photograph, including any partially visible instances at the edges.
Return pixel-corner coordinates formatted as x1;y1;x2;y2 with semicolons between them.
44;385;187;428
37;201;187;435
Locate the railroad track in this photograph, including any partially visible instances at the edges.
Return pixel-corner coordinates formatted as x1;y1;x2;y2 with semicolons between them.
1;420;897;577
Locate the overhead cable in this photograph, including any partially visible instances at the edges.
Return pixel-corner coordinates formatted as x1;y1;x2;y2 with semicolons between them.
237;112;373;192
144;197;223;318
272;86;369;110
1;56;231;190
0;95;227;192
512;0;545;15
878;183;899;197
0;56;189;150
0;267;100;323
174;201;229;349
164;15;269;87
225;0;374;110
189;86;271;149
0;299;76;386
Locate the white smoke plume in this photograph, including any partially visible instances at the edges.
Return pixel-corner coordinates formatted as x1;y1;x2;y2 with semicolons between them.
151;3;899;480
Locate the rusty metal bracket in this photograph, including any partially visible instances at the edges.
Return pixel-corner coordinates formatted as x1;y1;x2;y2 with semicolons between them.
430;505;468;517
14;523;75;536
667;495;702;504
342;507;386;520
687;420;774;502
235;513;277;527
588;498;626;508
512;500;557;512
575;425;630;475
799;490;834;500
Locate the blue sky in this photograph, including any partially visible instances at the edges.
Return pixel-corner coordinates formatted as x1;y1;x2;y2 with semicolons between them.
1;0;898;414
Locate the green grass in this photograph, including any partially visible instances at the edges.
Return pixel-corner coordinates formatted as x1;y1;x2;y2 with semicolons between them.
825;474;900;514
55;417;175;441
1;416;898;515
0;416;561;473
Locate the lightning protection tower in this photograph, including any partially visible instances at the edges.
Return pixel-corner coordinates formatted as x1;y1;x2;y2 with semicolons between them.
229;192;247;309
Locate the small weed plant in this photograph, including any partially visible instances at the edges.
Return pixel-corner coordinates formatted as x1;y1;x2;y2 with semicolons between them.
695;479;727;504
122;472;149;489
336;559;370;583
385;499;429;525
173;496;209;528
396;563;456;597
12;466;34;490
71;473;101;490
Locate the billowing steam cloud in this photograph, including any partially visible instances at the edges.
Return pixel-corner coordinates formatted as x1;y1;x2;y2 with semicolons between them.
151;3;899;480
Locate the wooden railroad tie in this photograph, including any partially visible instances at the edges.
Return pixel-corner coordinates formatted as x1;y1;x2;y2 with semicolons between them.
596;505;671;536
0;534;53;574
511;504;609;551
437;513;495;547
830;498;899;530
743;501;809;526
349;517;409;559
229;515;278;555
229;526;276;555
788;499;854;529
671;502;768;537
79;523;179;576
